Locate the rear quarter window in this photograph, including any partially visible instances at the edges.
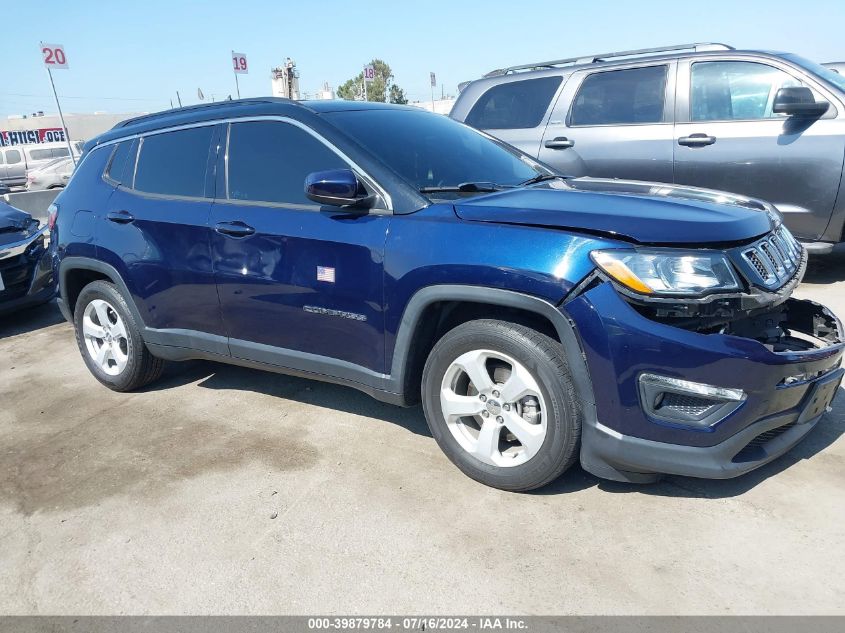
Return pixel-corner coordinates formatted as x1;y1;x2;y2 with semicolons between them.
465;76;562;129
105;139;139;186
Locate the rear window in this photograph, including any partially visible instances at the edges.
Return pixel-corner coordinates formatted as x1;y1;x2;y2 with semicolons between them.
570;65;667;126
105;139;138;186
465;76;562;129
134;127;214;197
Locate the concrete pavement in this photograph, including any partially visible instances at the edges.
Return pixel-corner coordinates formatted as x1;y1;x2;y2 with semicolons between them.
1;260;844;615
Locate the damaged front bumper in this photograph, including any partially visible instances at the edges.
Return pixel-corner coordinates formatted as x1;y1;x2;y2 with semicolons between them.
565;281;844;483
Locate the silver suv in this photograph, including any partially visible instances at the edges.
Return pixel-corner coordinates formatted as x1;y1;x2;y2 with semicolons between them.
451;43;845;253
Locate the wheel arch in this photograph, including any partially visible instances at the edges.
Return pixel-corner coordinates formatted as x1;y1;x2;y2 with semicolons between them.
388;285;596;409
59;257;145;327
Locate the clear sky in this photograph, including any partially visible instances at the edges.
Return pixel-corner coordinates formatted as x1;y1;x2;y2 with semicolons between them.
2;0;844;118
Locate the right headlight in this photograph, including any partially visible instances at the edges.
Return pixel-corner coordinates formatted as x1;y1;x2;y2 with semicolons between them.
591;249;741;296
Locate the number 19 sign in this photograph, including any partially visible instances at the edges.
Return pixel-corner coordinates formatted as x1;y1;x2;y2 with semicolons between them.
232;52;248;74
41;43;68;69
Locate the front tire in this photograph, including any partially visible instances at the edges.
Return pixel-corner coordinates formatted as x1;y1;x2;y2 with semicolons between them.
422;319;582;491
73;280;164;391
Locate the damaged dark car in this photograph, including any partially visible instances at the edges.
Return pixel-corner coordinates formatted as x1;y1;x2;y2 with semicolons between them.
0;200;54;316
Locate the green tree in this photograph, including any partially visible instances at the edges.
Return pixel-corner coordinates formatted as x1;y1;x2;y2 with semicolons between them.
337;59;407;103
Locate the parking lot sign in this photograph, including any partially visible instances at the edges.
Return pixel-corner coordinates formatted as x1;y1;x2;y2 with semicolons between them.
363;65;375;83
41;43;68;69
232;52;248;74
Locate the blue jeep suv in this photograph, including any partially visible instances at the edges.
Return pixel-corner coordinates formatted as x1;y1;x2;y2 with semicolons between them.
51;98;844;491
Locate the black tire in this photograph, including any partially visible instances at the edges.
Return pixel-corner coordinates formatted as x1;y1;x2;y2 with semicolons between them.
73;280;164;391
422;319;582;492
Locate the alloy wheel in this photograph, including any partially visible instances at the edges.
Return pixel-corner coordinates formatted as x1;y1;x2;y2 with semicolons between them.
82;299;130;376
439;349;547;467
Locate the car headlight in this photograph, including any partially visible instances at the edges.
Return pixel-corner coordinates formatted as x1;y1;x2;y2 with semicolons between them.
591;249;741;296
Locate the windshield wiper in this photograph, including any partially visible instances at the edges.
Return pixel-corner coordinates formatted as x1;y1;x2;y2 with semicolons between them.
419;181;507;194
519;174;566;186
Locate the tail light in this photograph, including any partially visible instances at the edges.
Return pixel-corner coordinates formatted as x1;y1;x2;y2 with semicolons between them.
47;202;59;231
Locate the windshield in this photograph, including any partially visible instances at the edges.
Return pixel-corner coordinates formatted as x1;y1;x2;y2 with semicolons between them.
323;109;546;198
781;53;845;93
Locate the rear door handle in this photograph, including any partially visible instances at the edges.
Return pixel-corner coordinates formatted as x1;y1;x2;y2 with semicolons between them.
214;221;255;238
106;210;134;224
678;133;716;147
544;136;575;150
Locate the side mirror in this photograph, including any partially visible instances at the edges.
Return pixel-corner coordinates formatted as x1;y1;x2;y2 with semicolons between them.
773;86;829;117
304;169;373;208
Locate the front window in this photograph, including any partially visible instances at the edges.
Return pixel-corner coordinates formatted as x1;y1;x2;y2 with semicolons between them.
690;61;808;121
323;109;543;198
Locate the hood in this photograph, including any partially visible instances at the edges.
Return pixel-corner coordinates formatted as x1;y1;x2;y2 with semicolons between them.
453;177;774;244
0;201;37;245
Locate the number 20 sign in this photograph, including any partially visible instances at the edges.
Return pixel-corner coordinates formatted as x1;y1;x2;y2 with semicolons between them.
41;43;68;69
232;52;248;74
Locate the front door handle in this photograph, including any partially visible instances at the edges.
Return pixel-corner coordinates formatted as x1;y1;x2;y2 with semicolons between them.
544;136;575;150
106;210;134;224
214;221;256;238
678;133;716;147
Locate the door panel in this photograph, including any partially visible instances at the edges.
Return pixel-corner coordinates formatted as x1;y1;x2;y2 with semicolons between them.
97;126;224;340
673;59;845;240
538;63;676;182
210;203;389;372
211;119;389;374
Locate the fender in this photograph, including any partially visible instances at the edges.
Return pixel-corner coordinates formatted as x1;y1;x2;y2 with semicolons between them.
387;285;597;409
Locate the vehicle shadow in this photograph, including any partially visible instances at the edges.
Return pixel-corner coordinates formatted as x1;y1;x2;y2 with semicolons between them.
0;300;65;339
144;359;433;438
802;252;845;285
147;361;844;499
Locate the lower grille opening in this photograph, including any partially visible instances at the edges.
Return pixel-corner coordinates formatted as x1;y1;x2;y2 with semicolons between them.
732;422;798;463
654;392;721;419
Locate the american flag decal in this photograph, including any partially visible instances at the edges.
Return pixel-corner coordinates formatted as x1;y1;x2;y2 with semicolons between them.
316;266;335;283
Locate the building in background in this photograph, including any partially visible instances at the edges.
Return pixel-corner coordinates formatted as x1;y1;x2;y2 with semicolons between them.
1;112;143;145
314;82;336;100
408;98;455;115
271;59;300;100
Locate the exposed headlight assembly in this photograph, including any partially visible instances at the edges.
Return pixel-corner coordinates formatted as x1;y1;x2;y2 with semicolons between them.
591;249;741;296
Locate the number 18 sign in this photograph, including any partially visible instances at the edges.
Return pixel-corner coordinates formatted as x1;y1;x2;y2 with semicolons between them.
232;52;248;74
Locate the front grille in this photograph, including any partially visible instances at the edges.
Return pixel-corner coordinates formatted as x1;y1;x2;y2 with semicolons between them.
732;422;797;462
0;254;36;301
740;226;803;289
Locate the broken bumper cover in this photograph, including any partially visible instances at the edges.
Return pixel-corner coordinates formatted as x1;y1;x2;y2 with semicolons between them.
565;282;844;482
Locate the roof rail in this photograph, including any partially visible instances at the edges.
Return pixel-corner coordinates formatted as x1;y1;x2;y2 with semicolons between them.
483;43;734;77
115;97;293;128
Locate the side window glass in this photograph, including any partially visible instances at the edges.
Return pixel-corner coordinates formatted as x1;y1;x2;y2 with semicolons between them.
226;121;349;205
29;149;52;161
0;152;5;165
465;77;563;130
6;150;21;165
105;139;138;186
570;66;667;126
135;126;214;197
690;61;802;121
53;148;70;158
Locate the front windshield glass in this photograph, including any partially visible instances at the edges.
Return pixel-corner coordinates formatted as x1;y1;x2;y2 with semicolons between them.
781;53;845;93
323;109;545;197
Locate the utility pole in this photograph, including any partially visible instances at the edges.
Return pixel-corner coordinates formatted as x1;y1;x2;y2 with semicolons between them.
176;91;182;107
430;72;436;113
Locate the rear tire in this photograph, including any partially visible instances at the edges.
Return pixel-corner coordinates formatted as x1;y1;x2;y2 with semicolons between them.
73;280;164;391
422;319;582;492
